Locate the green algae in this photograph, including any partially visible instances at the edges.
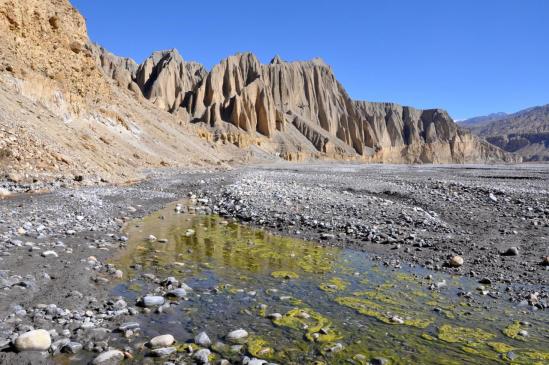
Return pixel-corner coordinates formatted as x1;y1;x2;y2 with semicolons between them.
335;296;432;328
111;201;549;365
394;272;417;282
319;277;348;293
116;206;339;281
461;344;502;362
503;321;524;340
247;337;276;359
487;341;514;353
272;308;342;343
438;324;495;344
127;283;142;293
421;333;436;341
521;350;549;363
352;290;400;305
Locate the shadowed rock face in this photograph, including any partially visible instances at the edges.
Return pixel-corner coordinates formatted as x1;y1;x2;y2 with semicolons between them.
135;49;206;114
96;49;518;163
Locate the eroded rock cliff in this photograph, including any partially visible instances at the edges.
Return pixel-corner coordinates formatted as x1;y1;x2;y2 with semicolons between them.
96;49;519;163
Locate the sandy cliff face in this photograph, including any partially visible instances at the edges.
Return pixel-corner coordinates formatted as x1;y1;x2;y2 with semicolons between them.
0;0;519;184
0;0;243;184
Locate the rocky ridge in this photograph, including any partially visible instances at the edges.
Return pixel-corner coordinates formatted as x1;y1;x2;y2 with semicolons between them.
462;105;549;161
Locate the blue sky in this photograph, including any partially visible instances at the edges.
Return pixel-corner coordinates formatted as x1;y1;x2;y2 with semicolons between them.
71;0;549;120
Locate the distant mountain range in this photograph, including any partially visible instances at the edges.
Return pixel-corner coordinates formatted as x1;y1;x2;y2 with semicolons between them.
460;105;549;161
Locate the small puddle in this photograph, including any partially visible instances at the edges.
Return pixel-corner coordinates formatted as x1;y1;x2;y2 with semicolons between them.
106;201;548;364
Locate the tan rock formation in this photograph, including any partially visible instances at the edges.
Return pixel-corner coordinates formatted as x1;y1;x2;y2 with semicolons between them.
92;44;140;94
135;49;206;114
99;50;518;163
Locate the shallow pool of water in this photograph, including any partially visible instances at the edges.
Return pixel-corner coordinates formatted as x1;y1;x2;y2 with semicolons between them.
111;201;548;364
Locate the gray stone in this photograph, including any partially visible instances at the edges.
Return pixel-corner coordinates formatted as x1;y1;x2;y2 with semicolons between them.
141;296;165;307
226;329;248;343
193;348;211;364
166;288;187;298
502;247;519;256
194;331;212;347
150;346;176;357
118;322;140;332
149;334;175;348
92;349;124;364
62;341;83;354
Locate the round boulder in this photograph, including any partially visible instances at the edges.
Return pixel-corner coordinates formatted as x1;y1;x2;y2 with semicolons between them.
448;255;464;268
149;334;175;348
14;329;51;352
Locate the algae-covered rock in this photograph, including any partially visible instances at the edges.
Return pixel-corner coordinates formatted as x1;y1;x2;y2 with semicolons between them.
335;296;432;328
319;277;348;293
502;321;525;340
272;308;342;343
270;271;299;279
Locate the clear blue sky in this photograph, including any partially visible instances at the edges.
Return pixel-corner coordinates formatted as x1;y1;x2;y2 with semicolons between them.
71;0;549;121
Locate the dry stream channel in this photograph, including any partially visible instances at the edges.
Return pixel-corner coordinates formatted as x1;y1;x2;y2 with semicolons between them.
62;200;548;364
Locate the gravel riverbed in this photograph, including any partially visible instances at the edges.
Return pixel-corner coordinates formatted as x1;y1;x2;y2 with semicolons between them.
0;163;547;364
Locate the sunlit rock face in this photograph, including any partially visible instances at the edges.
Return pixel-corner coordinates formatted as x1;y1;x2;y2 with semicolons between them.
96;48;518;163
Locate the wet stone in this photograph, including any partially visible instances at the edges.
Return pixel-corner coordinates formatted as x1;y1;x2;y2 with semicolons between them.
91;349;124;364
150;346;176;357
166;288;186;298
61;341;83;354
226;329;248;343
149;334;175;348
371;358;390;365
141;296;165;307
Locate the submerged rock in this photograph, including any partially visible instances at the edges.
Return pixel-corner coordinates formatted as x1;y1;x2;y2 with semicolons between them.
91;350;124;364
150;346;176;357
226;329;249;343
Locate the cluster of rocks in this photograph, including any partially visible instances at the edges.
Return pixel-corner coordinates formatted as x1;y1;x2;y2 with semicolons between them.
131;328;275;365
0;169;221;363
